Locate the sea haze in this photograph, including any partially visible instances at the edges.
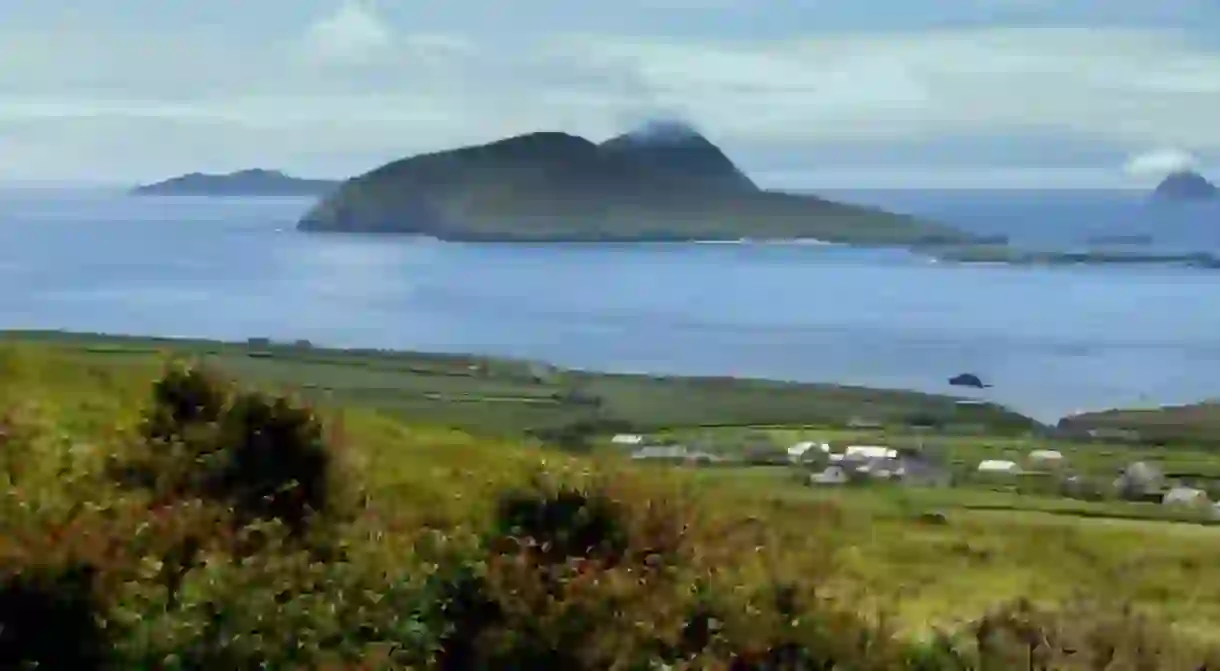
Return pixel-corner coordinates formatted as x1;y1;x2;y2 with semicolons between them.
3;188;1220;423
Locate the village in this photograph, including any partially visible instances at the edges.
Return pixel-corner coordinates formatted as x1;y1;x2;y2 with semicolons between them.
612;429;1220;518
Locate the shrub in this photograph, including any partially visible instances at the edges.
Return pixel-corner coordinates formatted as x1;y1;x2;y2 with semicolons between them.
490;482;630;565
140;363;226;446
119;365;333;536
0;563;106;670
210;391;331;535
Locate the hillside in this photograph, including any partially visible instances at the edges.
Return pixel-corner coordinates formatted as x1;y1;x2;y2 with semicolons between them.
132;169;340;197
1059;401;1220;445
1;331;1219;668
297;123;979;245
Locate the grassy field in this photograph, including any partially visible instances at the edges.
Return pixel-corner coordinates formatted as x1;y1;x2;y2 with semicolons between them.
4;330;1220;668
0;329;1037;436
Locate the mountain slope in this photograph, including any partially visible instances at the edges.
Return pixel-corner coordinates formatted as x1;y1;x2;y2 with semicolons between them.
298;125;977;245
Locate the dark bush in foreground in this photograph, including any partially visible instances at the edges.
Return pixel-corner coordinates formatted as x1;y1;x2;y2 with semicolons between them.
119;363;332;535
491;482;630;565
140;363;226;445
211;391;330;535
0;563;105;670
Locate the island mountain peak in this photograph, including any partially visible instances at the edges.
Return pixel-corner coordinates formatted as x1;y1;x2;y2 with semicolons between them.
298;128;980;245
608;119;706;145
1152;170;1217;201
600;121;756;192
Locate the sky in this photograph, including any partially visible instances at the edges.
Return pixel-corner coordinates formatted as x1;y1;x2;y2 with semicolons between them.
3;0;1220;188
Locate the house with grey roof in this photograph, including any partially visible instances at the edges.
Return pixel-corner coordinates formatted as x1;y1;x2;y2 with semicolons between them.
1114;461;1165;501
897;454;953;488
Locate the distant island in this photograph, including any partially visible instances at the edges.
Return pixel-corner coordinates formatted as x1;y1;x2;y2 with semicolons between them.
1152;170;1217;201
132;169;340;197
932;245;1220;269
1083;233;1153;246
297;121;985;246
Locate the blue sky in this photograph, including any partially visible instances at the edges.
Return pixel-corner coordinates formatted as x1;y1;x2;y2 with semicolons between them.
3;0;1220;187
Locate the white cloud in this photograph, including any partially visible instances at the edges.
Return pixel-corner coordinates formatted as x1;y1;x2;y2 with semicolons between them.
1123;148;1200;176
302;0;393;66
548;28;1220;148
5;11;1220;185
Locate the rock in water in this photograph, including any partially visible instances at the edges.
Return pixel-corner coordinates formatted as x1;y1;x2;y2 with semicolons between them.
948;373;989;389
1152;170;1218;201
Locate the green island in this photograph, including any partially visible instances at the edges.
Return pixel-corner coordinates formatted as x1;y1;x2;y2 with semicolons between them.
932;245;1220;269
5;329;1220;669
298;121;991;247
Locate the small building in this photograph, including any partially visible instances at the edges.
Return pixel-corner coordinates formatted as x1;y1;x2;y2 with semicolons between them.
611;434;645;445
898;455;953;488
1114;461;1165;501
1027;449;1065;468
1163;486;1210;507
844;445;898;461
976;459;1020;475
855;457;901;480
847;417;883;429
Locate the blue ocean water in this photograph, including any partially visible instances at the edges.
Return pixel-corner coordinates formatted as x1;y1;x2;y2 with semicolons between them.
3;187;1220;422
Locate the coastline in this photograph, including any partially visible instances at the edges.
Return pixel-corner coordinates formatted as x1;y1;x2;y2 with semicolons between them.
929;246;1220;269
294;227;1001;247
5;328;1215;439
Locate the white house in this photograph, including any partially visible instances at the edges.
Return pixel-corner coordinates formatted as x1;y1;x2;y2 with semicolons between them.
1163;487;1209;507
1027;449;1064;466
611;434;645;445
977;459;1020;474
844;445;898;460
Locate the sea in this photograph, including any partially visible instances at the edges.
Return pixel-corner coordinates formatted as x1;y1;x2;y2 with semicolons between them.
3;187;1220;424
